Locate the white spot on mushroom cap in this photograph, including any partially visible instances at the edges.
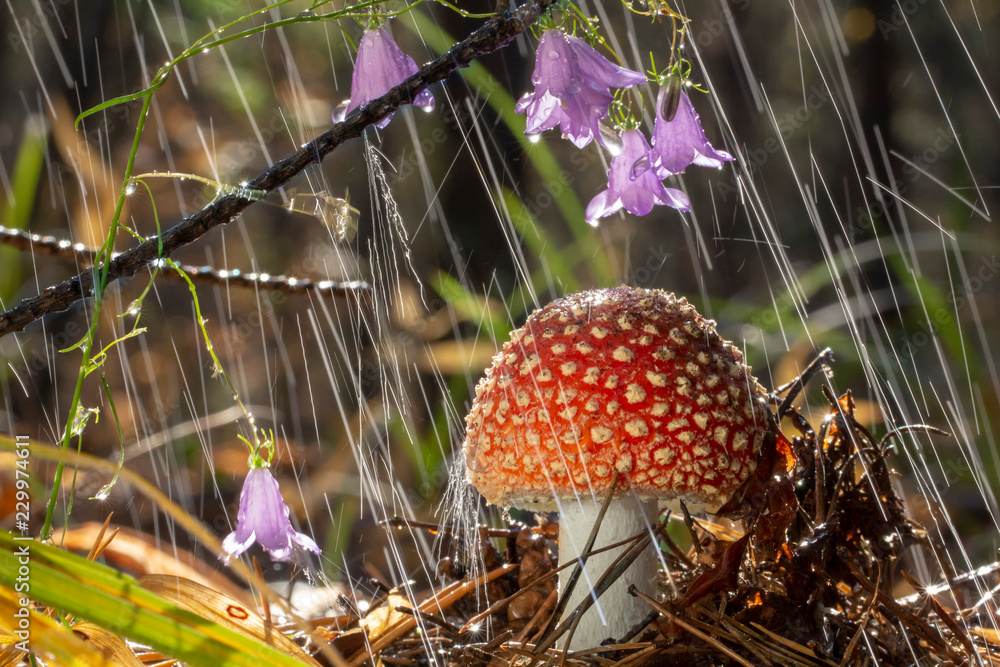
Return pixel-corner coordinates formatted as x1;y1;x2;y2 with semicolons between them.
591;426;613;444
653;448;677;465
625;383;646;403
625;419;648;437
559;406;578;420
733;431;749;451
667;418;687;431
613;346;634;362
654;347;675;362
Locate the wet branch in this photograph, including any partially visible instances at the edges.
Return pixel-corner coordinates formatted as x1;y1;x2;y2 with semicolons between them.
0;0;555;338
0;225;371;298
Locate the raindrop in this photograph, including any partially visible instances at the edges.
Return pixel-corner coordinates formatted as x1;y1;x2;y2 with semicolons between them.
599;124;623;155
660;75;683;122
124;179;138;196
630;154;650;179
527;133;542;144
547;50;560;60
501;507;512;522
298;9;316;18
286;190;359;242
333;99;350;123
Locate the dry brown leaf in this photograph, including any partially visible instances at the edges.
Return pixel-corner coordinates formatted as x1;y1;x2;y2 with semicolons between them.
139;574;320;665
71;622;145;667
360;594;411;641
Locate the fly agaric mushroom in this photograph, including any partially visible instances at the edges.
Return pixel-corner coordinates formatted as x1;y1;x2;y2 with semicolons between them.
463;286;770;647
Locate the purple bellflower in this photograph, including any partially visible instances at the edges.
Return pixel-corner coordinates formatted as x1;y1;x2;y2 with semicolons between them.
516;29;646;149
651;88;733;175
343;26;434;129
585;128;690;224
223;466;320;562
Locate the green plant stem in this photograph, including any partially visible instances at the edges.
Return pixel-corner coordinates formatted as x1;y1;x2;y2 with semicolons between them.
40;92;153;541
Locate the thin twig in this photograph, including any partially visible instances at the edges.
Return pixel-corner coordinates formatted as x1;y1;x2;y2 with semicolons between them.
394;606;462;634
458;529;648;634
775;348;835;418
628;587;755;667
0;224;370;298
532;515;670;656
348;563;518;667
0;0;558;338
532;473;622;650
679;501;703;554
877;424;951;453
847;562;965;664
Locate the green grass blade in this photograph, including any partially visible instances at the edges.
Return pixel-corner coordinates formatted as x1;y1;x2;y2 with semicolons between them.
0;533;312;666
500;187;582;294
433;270;510;340
0;118;47;301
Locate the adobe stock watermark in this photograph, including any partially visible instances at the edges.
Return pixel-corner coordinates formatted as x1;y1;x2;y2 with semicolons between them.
877;0;930;40
7;0;72;54
627;245;671;288
689;0;752;49
846;127;957;240
0;319;84;377
895;253;1000;363
719;84;831;201
10;435;32;651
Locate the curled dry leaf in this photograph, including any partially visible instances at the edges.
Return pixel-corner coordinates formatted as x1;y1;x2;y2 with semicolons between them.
138;575;320;665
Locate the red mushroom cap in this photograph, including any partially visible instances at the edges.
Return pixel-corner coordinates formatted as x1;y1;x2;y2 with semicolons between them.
464;286;770;510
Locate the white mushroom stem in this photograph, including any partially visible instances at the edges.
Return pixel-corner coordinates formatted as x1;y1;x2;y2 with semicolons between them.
557;496;658;649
